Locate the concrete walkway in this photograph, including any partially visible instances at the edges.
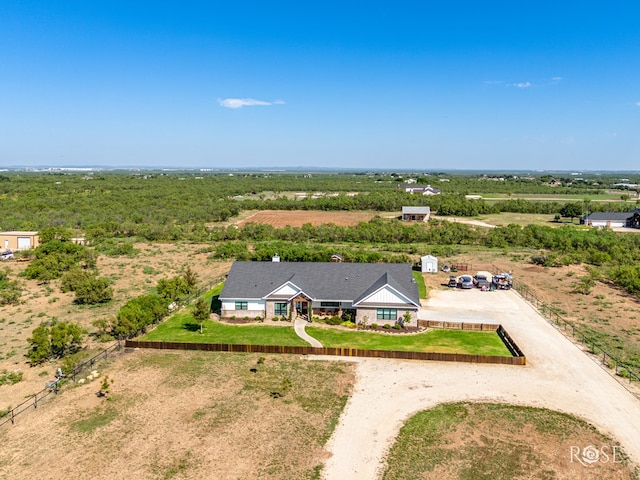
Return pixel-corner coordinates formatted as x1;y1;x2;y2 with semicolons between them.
293;317;323;347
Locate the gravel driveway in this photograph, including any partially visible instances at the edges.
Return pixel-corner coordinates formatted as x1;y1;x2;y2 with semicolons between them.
321;289;640;479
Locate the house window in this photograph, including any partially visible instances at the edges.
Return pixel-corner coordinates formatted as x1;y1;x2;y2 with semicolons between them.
235;301;248;310
274;302;287;316
320;302;340;308
377;308;397;320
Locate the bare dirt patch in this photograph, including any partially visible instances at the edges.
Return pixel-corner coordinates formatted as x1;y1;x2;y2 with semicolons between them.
0;349;355;480
236;210;385;228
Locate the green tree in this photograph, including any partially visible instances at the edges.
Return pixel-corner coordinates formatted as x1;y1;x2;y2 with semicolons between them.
50;322;86;357
113;294;170;338
27;325;51;365
74;277;113;305
192;297;210;333
182;265;198;290
157;276;191;301
559;203;583;223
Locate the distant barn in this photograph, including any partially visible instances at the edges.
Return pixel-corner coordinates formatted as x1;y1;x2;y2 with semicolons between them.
402;206;431;222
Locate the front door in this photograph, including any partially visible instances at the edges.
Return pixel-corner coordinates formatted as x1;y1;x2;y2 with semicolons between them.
295;301;308;316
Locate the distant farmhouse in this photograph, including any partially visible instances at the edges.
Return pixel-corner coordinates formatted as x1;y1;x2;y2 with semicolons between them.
402;206;431;222
397;184;441;195
219;262;420;326
0;231;39;251
581;209;640;229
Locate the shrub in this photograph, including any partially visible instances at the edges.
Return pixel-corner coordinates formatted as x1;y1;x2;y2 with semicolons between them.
272;317;279;322
0;370;23;386
382;323;391;329
27;321;86;365
341;321;356;329
370;323;378;329
74;276;113;304
112;294;169;338
327;316;342;326
392;323;402;330
255;316;263;322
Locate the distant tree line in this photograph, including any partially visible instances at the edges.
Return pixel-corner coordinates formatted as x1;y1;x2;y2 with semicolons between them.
0;172;637;235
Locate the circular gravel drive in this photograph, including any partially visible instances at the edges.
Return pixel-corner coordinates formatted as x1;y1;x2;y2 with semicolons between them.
321;289;640;479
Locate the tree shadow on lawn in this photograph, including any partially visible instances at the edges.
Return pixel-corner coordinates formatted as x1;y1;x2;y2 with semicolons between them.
183;322;201;332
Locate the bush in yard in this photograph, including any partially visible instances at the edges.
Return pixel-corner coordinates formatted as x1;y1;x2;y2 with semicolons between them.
370;323;378;329
27;322;86;365
157;276;192;301
0;268;21;306
74;276;113;305
113;294;170;338
27;325;52;365
327;316;342;326
60;268;94;293
383;323;391;329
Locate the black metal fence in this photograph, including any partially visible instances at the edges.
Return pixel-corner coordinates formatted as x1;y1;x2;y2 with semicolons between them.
0;341;123;428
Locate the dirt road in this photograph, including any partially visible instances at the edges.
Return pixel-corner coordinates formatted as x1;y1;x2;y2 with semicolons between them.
321;289;640;479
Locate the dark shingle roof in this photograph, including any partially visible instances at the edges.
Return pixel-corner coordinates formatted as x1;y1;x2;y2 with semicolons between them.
584;209;640;222
220;262;420;306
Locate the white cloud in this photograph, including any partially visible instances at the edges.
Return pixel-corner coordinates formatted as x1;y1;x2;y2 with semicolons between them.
217;98;285;109
514;82;532;89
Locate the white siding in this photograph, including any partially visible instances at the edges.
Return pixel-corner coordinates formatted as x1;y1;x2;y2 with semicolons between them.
361;286;408;305
222;300;265;311
271;283;299;296
421;255;438;273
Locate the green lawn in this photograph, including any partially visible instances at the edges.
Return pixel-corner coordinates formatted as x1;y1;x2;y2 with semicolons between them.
307;327;512;356
142;282;511;356
412;270;427;298
141;317;308;346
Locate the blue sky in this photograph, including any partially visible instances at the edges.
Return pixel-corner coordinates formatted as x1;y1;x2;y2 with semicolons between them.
1;1;639;170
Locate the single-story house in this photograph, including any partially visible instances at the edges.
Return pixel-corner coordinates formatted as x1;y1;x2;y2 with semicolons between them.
421;255;438;273
398;184;441;195
219;262;421;326
581;209;640;228
0;231;39;251
402;206;431;222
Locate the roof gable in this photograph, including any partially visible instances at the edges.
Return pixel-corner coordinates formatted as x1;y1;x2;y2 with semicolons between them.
353;272;419;307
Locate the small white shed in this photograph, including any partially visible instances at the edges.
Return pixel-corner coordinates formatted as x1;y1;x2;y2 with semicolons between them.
421;255;438;273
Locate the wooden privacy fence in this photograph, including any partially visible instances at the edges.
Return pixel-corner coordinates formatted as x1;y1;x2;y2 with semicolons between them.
125;340;527;366
417;320;498;331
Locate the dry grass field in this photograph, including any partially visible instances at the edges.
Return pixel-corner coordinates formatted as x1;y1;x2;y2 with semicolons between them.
236;210;392;228
0;350;355;480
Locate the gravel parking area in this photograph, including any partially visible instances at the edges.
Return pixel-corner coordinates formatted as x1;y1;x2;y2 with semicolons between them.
321;289;640;479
